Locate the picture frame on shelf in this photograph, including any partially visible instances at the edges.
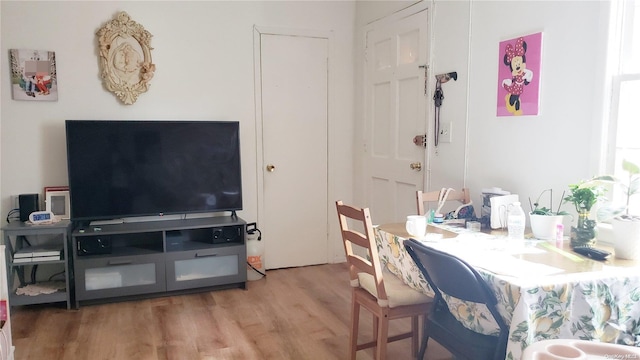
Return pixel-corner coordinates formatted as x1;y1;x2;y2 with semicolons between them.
44;186;70;220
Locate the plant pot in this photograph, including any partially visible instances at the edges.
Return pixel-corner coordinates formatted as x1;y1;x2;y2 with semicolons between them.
529;213;564;240
570;211;597;248
612;218;640;260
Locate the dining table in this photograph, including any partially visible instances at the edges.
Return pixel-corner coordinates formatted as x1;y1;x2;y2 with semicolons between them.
373;222;640;360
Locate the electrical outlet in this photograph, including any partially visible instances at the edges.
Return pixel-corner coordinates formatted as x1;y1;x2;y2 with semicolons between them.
439;121;453;143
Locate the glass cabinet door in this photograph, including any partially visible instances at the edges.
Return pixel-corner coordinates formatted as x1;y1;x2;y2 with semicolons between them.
85;263;156;290
174;254;238;282
166;245;245;291
75;253;166;302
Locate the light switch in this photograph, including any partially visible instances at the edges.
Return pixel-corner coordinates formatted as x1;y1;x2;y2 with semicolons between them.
439;121;452;143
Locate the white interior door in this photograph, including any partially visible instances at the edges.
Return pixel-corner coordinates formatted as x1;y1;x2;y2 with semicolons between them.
256;30;329;269
365;10;429;224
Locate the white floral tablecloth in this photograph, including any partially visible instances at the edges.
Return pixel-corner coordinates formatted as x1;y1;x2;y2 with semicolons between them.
374;223;640;360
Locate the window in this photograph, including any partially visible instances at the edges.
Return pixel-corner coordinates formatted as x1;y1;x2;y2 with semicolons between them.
607;0;640;214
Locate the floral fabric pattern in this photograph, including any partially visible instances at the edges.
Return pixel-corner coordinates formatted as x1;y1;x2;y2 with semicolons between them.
373;226;640;360
374;228;501;335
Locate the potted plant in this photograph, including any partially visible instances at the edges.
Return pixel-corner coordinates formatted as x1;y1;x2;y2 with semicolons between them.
593;159;640;259
563;180;608;248
528;189;569;240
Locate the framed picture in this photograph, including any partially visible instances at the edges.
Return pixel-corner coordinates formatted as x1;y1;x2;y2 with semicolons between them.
44;186;70;220
97;12;155;104
9;49;58;101
496;32;543;116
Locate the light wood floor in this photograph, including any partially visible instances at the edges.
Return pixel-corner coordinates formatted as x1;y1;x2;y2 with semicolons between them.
10;263;452;359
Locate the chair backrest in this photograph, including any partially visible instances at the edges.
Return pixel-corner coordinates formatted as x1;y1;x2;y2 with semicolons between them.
405;238;508;360
335;201;388;303
404;239;507;330
416;188;471;215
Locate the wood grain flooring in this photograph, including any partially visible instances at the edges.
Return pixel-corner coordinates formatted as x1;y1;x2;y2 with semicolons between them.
10;263;452;359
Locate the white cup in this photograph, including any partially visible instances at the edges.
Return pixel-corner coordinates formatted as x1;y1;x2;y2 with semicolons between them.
406;215;427;238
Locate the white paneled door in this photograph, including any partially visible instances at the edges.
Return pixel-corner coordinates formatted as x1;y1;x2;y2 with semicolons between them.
256;30;329;269
365;9;430;224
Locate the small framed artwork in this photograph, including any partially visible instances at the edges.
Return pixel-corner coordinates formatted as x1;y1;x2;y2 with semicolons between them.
496;32;543;116
44;186;70;220
9;49;58;101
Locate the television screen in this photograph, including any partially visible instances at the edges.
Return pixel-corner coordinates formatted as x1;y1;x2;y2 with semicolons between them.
65;120;242;222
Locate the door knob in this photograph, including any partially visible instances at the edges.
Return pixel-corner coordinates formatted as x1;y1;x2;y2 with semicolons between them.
410;162;422;171
266;164;276;172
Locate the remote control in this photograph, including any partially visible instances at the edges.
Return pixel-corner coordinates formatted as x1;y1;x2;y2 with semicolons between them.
573;246;611;261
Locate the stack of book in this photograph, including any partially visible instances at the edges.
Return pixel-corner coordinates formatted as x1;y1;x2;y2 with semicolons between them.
13;245;62;263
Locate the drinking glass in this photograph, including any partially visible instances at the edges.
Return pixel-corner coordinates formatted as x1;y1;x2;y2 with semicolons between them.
406;215;427;238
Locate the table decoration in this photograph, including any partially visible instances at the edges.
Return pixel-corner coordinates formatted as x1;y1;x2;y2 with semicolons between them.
592;159;640;259
528;189;569;240
564;181;607;248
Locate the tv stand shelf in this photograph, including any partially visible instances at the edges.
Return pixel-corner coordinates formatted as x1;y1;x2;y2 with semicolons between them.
2;220;72;309
71;216;246;308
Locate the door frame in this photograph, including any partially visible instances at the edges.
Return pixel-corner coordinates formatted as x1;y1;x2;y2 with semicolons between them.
360;3;433;207
253;26;338;264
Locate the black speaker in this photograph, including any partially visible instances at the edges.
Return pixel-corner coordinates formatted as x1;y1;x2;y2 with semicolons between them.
77;236;112;256
212;225;243;244
19;194;39;222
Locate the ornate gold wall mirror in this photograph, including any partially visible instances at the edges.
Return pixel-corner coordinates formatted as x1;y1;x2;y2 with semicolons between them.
97;12;155;105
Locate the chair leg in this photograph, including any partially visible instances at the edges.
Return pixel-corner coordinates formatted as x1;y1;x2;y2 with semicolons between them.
411;315;419;357
375;314;389;360
417;315;429;360
350;298;360;360
372;312;378;344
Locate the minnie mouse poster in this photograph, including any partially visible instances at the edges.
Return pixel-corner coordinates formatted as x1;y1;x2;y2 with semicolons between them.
497;32;542;116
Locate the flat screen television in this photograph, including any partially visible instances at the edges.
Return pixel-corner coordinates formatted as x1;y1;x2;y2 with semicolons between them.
65;120;242;222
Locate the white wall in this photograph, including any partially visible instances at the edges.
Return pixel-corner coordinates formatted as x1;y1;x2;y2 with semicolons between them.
0;0;355;258
428;0;471;192
463;0;610;217
2;0;617;254
355;0;612;226
355;0;417;26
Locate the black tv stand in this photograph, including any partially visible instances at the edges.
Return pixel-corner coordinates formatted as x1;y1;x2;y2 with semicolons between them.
70;216;246;308
231;210;238;220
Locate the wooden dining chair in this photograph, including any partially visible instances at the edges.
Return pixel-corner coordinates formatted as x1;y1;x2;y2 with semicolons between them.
404;239;509;360
416;187;471;216
335;201;432;360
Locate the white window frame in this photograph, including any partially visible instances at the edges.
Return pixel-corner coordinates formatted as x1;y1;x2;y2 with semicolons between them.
605;0;640;196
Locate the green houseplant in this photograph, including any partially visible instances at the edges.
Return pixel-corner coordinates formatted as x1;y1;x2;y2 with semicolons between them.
593;159;640;259
563;180;607;248
593;159;640;220
528;189;570;240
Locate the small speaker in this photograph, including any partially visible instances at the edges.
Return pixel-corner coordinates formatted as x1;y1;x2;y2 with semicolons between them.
212;225;243;244
77;236;112;256
19;194;39;222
